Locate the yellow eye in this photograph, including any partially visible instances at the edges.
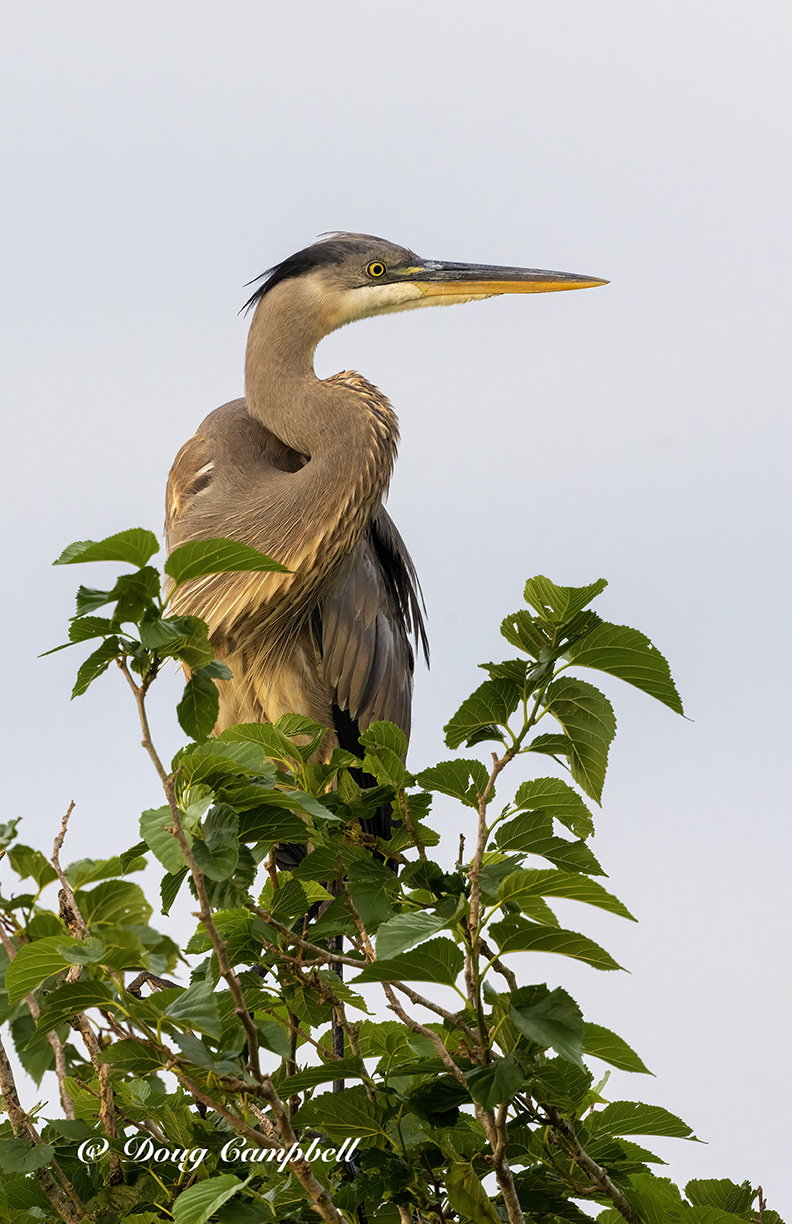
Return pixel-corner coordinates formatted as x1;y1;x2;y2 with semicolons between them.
367;261;386;278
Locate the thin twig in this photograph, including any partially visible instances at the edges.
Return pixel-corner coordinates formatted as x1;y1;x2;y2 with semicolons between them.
543;1105;643;1224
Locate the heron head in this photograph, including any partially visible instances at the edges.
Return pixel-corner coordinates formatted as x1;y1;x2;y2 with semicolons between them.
243;232;607;335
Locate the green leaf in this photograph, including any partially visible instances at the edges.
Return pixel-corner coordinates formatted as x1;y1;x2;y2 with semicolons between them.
568;621;684;715
444;679;521;750
256;1017;292;1059
375;898;459;959
352;937;463;986
589;1101;695;1139
139;615;215;670
272;712;327;761
583;1023;652;1074
466;1053;527;1109
510;985;584;1065
172;1174;252;1224
684;1180;756;1213
489;917;621;970
71;637;121;697
359;720;408;758
500;610;552;659
446;1162;502;1224
278;1058;367;1095
165;537;288;586
415;759;489;808
359;720;408;787
68;615;116;642
76;879;152;928
74;584;114;616
178;671;220;741
296;1085;387;1140
7;844;58;888
347;860;396;930
36;982;121;1031
494;811;606;875
0;1138;56;1174
192;804;239;880
523;575;608;623
512;776;595;839
5;937;81;1003
98;1039;165;1074
163;979;223;1040
140;806;191;874
499;868;635;921
161;867;187;915
54;528;159;568
542;677;616;802
0;817;21;852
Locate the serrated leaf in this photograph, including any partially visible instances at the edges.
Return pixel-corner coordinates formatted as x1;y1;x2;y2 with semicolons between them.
140;807;191;874
272;712;326;760
255;1017;292;1059
98;1039;165;1074
163;979;222;1040
510;985;584;1065
7;845;58;888
499;868;635;921
165;537;288;586
36;982;121;1031
489;917;621;970
68;616;116;643
75;879;151;927
500;610;552;659
523;575;608;622
347;859;396;930
415;759;489;808
494;811;606;875
178;672;220;741
444;679;521;750
375;899;458;959
161;866;188;915
542;677;616;802
589;1100;695;1139
54;528;159;568
279;1058;367;1095
0;1138;56;1174
359;720;408;757
583;1023;652;1074
684;1180;756;1213
296;1085;387;1140
172;1174;251;1224
192;804;239;880
467;1053;527;1109
139;615;215;670
359;721;408;787
512;777;595;838
446;1162;502;1224
71;637;120;697
568;621;684;714
5;937;82;1003
352;937;463;985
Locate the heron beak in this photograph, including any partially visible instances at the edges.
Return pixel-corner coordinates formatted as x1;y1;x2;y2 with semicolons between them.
404;260;608;297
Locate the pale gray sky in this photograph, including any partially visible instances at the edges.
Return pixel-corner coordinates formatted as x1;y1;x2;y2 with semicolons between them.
2;0;790;1211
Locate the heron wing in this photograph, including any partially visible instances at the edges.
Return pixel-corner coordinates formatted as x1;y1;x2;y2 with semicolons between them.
318;507;428;740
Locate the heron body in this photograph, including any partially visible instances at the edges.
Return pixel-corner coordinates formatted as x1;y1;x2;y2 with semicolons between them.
165;233;605;852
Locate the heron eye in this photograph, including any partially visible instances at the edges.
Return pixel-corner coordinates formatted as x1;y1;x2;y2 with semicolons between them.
367;261;386;278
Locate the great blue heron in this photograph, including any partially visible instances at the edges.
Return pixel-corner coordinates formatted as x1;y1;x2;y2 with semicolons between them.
165;233;606;860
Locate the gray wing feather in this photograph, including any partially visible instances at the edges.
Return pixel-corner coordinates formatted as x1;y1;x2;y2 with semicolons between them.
318;507;427;739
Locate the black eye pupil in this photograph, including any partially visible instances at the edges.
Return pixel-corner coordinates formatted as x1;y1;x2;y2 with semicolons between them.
369;262;385;277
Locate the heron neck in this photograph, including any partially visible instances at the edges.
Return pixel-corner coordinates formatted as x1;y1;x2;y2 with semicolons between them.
243;280;399;496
